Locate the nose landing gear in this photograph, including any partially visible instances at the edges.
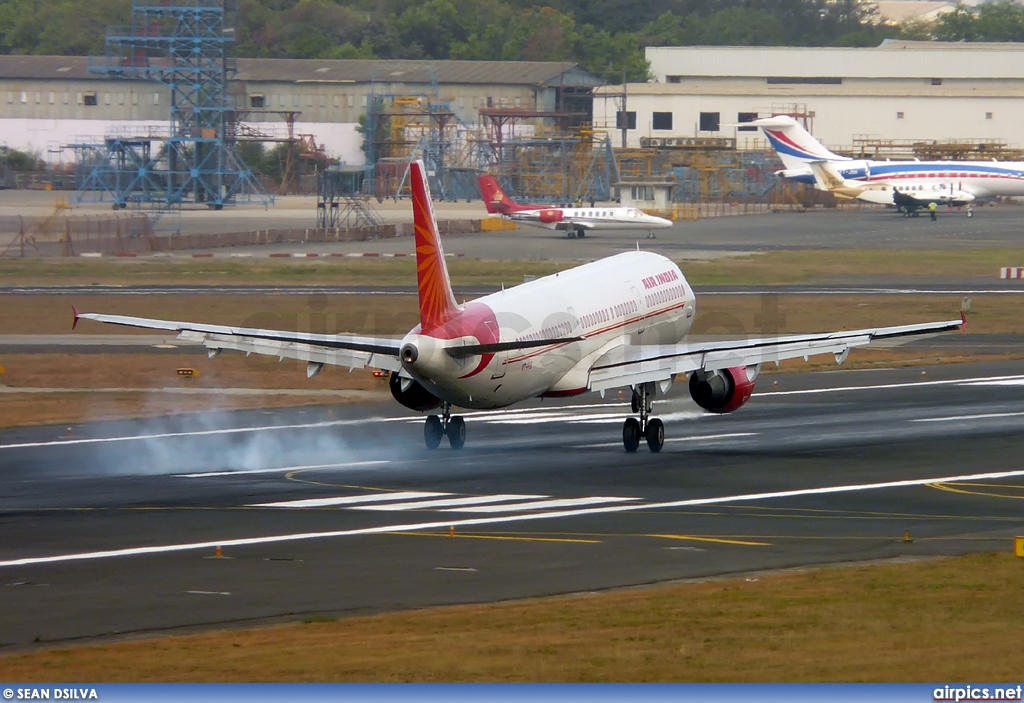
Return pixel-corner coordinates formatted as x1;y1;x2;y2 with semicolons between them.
424;401;466;450
623;383;664;453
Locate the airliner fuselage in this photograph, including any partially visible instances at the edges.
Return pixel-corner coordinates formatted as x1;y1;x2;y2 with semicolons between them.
401;251;694;409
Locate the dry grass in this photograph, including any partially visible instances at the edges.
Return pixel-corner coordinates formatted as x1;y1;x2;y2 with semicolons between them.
2;292;1020;427
2;248;1024;287
2;552;1022;681
0;352;389;426
4;292;1018;337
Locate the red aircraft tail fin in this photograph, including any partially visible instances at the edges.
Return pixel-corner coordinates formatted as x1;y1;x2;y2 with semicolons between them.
410;160;460;331
477;175;522;214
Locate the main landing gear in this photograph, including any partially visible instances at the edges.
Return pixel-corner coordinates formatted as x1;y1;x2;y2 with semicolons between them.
424;401;466;450
622;383;664;453
567;228;585;239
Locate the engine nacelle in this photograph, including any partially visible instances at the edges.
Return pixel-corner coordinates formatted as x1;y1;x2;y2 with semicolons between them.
688;366;756;414
538;209;563;223
389;372;441;412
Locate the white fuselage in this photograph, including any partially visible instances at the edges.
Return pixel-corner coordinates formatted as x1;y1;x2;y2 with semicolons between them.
798;159;1024;200
505;207;673;231
401;251;694;409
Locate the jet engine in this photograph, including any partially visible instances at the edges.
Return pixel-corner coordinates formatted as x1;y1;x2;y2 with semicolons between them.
389;372;441;412
538;209;563;223
688;366;757;414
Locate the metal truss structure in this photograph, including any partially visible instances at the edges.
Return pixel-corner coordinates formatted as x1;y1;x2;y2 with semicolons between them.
77;0;270;210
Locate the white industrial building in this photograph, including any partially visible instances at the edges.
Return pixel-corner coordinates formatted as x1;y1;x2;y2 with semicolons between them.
593;41;1024;151
0;56;600;164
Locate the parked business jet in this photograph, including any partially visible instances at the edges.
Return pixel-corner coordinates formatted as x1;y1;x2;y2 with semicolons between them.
754;115;1024;205
808;160;975;214
478;175;673;239
74;161;962;453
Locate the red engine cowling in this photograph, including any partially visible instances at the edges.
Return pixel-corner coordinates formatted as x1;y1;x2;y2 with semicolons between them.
538;209;563;223
389;372;441;412
688;366;756;414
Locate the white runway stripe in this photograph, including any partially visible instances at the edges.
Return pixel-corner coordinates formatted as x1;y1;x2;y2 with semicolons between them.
250;491;450;508
352;494;546;511
442;496;639;513
913;411;1024;423
6;467;1024;568
0;418;406;450
760;374;1024;398
180;461;387;477
574;432;757;449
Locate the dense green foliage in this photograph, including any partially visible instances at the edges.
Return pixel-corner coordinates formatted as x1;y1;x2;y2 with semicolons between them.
1;0;1023;82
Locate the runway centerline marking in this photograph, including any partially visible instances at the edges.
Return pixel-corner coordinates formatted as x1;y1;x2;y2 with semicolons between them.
5;467;1024;568
353;494;546;511
575;432;756;449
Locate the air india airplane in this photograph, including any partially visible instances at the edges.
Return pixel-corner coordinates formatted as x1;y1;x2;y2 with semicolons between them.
478;175;673;239
74;161;963;453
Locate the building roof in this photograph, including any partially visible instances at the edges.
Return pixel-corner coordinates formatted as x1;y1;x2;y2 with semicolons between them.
0;55;604;87
646;42;1024;80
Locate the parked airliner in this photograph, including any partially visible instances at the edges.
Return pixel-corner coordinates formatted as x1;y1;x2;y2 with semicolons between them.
478;175;673;239
74;161;962;453
754;115;1024;207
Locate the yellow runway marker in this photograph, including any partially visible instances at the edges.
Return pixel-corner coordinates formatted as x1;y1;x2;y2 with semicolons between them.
389;531;601;544
647;534;770;547
927;482;1024;500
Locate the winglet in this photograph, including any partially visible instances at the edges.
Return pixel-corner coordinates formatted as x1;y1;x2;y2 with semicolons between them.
72;305;80;330
411;160;460;331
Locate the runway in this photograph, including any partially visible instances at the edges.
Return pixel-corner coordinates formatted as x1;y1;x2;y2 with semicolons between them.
2;360;1024;648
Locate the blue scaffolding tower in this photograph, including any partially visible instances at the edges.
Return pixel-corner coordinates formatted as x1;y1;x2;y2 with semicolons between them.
79;0;270;210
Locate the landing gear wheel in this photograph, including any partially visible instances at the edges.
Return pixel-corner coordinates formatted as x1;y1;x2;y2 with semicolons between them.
448;416;466;450
424;415;443;450
566;230;576;239
645;418;664;453
577;230;585;238
622;417;641;453
647;231;656;239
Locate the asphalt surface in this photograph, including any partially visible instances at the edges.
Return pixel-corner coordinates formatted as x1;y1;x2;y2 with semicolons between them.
175;205;1024;259
2;359;1024;648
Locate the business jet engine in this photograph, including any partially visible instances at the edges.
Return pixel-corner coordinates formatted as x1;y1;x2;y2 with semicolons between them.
688;366;757;413
389;372;442;412
538;209;563;223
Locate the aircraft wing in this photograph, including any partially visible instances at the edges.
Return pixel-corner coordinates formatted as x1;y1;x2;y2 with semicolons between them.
74;310;404;374
587;318;962;392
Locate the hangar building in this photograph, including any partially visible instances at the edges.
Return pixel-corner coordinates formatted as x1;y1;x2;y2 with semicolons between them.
0;56;601;164
593;41;1024;154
